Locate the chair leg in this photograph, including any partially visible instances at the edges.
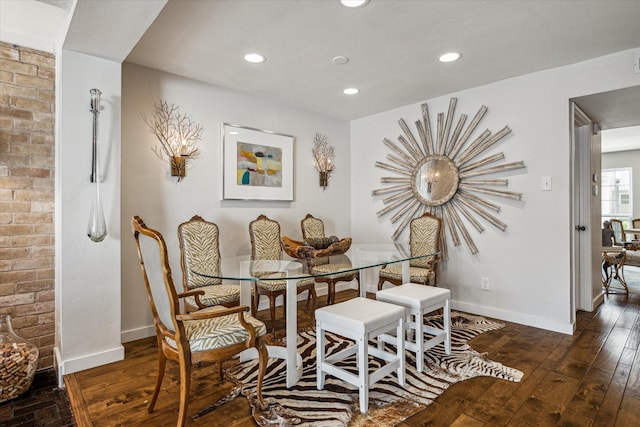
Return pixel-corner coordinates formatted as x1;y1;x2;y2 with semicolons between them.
251;285;259;316
327;281;335;305
148;347;166;413
377;277;385;291
177;351;192;427
269;293;277;336
255;338;269;409
309;285;317;322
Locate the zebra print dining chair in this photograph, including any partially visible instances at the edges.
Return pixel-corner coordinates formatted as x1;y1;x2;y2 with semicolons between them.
377;212;441;289
132;215;268;426
301;213;359;305
249;214;317;335
178;215;240;312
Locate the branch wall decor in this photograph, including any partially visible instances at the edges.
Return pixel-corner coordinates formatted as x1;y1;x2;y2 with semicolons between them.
143;99;202;181
373;97;525;259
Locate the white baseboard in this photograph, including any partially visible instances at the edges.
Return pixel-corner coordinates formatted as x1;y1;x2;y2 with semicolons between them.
592;292;605;310
452;300;575;335
60;345;125;375
121;325;156;343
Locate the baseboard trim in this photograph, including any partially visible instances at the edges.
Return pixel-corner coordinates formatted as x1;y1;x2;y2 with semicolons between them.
452;300;574;335
121;325;155;343
61;345;124;375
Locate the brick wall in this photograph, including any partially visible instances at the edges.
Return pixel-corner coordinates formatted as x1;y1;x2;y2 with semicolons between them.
0;41;55;370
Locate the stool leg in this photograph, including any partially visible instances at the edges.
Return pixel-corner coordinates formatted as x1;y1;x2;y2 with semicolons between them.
444;299;451;355
316;322;326;390
415;309;424;372
396;317;405;386
357;336;368;413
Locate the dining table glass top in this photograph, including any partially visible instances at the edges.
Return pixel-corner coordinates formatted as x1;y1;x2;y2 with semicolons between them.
197;243;438;281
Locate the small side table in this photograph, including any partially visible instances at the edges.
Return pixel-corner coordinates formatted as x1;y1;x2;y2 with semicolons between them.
601;247;628;294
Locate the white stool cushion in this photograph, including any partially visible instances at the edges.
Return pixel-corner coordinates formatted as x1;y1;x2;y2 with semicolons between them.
315;297;404;334
376;283;450;310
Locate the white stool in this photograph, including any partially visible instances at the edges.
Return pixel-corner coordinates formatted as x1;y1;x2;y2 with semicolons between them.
315;297;405;413
376;283;451;372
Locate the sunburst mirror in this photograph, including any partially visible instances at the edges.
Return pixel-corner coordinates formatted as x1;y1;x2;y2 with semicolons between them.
373;97;525;259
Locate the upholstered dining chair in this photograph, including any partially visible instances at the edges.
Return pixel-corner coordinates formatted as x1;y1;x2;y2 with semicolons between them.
132;216;268;427
178;215;240;312
610;219;627;246
301;213;360;305
378;212;441;290
249;214;317;335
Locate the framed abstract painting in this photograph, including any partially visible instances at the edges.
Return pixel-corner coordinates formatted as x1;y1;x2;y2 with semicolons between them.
222;123;294;201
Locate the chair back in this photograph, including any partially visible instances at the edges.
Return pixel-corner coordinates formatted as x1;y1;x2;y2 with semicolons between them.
132;216;179;336
410;213;441;268
301;213;325;239
249;214;282;261
610;219;626;245
633;218;640;229
178;215;222;290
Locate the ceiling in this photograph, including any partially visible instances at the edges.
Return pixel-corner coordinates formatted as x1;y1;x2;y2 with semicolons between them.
126;0;640;121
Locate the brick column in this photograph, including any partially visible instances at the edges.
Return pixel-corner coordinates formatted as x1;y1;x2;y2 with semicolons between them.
0;41;55;370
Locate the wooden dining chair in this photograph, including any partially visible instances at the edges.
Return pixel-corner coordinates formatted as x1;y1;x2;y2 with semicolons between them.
178;215;240;312
610;219;627;246
301;213;359;304
378;212;441;289
132;216;268;426
249;214;317;335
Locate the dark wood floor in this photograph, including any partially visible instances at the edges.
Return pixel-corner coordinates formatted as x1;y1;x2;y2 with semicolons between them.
66;289;640;427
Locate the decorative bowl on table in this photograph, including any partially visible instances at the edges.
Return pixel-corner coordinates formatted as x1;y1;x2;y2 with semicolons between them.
281;236;352;259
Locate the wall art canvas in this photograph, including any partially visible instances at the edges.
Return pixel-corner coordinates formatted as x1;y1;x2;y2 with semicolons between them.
222;123;294;201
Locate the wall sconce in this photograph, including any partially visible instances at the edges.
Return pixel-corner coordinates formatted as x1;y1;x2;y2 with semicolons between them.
312;132;335;188
143;99;202;181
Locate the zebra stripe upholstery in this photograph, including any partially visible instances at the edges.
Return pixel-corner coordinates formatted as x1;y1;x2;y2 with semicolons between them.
178;215;241;309
378;213;440;289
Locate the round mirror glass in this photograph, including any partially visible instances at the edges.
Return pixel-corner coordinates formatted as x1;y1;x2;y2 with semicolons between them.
411;154;459;206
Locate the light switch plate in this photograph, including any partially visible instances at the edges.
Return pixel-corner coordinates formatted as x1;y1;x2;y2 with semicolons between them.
541;176;552;191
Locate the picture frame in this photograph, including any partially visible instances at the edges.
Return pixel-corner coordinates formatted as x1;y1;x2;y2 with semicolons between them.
222;123;295;201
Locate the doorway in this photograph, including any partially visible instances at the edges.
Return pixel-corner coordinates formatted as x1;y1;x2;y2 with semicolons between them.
571;85;640;313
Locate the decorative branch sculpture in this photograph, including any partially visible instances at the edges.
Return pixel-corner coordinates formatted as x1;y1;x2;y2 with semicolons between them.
143;99;203;181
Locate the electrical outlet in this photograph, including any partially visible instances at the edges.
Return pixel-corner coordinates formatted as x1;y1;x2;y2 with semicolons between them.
481;277;490;291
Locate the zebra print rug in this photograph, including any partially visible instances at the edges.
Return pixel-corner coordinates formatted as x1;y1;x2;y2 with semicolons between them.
228;312;523;426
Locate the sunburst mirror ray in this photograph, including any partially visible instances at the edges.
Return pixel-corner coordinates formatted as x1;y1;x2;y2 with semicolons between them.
373;97;525;257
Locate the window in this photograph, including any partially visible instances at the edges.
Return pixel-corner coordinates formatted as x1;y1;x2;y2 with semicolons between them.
601;168;632;226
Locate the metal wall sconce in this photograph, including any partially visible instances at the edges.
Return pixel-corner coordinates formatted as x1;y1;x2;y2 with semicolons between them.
312;132;335;188
144;99;202;181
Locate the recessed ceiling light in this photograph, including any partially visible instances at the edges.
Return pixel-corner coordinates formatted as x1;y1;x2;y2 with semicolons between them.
244;53;266;63
333;55;349;65
343;88;359;95
341;0;369;8
439;52;461;63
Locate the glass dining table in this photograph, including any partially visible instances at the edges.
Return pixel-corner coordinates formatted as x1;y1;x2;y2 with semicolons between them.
195;244;436;388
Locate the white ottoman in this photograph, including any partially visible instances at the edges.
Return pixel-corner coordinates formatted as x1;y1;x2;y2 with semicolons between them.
315;297;405;413
376;283;451;372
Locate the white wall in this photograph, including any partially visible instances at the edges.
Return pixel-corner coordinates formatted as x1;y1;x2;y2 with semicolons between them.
351;48;640;334
55;50;123;376
120;63;351;341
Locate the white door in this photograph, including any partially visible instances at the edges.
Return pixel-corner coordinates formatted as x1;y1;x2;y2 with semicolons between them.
570;102;601;315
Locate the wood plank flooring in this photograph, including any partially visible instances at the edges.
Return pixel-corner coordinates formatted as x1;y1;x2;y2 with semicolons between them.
66;289;640;427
